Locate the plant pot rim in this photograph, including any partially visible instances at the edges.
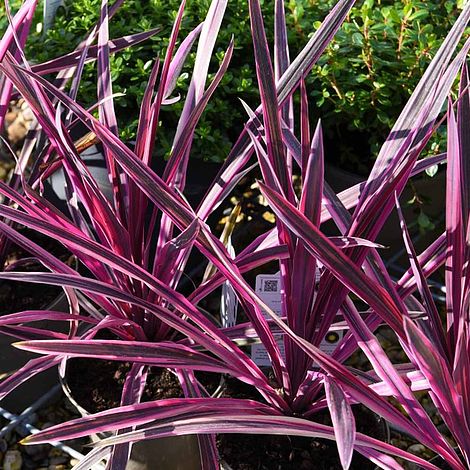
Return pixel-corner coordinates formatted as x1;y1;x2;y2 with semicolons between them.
218;405;390;470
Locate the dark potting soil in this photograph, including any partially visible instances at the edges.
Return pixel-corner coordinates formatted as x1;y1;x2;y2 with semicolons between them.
218;411;383;470
66;358;222;413
0;229;73;314
218;377;387;470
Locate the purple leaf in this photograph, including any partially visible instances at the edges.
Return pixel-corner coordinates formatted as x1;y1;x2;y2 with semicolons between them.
445;100;464;347
404;317;470;460
31;29;161;75
163;38;234;184
395;195;448;358
259;182;407;336
277;0;356;104
0;310;97;326
299;79;310;169
22;398;278;444
19;397;439;469
274;0;293;175
0;355;60;399
173;0;228;144
274;0;290;84
324;377;356;469
288;120;324;389
249;0;293;199
0;0;36;130
15;339;236;374
337;298;452;459
139;0;188;168
108;364;147;470
457;62;470;227
163;23;204;100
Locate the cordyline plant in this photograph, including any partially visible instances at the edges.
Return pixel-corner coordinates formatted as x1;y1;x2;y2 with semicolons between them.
0;0;159;270
0;0;469;469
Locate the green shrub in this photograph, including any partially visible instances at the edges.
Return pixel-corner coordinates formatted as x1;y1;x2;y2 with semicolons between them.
1;0;466;168
301;0;467;172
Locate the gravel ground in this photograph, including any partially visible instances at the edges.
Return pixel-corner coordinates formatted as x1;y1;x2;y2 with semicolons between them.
0;393;84;470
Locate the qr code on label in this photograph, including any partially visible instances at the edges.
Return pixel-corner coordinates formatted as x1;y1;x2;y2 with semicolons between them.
263;280;279;292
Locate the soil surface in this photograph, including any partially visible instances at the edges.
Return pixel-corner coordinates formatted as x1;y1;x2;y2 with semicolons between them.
66;358;222;413
218;377;387;470
0;229;73;314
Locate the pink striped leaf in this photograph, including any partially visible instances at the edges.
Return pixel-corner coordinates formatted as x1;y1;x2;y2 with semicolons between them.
15;340;236;375
31;29;160;75
324;377;355;469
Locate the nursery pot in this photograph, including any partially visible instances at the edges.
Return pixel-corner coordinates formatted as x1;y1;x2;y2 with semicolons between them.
59;307;225;469
428;448;464;470
324;164;445;270
60;350;225;469
219;406;389;470
218;377;390;470
0;285;74;413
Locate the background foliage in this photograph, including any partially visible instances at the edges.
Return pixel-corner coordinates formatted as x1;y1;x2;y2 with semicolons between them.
1;0;467;169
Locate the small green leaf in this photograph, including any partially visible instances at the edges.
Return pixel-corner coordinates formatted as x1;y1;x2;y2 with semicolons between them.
425;165;438;178
417;212;434;230
409;10;429;21
352;32;363;46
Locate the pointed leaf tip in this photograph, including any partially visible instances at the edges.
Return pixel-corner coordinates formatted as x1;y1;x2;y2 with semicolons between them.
324;377;356;470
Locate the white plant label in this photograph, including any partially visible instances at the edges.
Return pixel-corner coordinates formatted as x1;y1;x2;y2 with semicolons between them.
220;240;238;327
251;272;343;367
43;0;64;32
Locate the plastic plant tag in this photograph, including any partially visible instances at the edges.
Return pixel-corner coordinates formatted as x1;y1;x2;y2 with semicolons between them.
43;0;64;32
221;281;238;327
220;240;238;327
251;271;343;366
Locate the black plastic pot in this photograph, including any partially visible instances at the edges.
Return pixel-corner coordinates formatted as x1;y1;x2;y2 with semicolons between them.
218;403;390;470
60;349;225;470
61;367;203;470
429;449;464;470
324;164;445;268
0;291;72;413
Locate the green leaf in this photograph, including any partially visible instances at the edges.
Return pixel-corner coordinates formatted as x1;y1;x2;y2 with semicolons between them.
352;32;363;46
425;164;439;177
